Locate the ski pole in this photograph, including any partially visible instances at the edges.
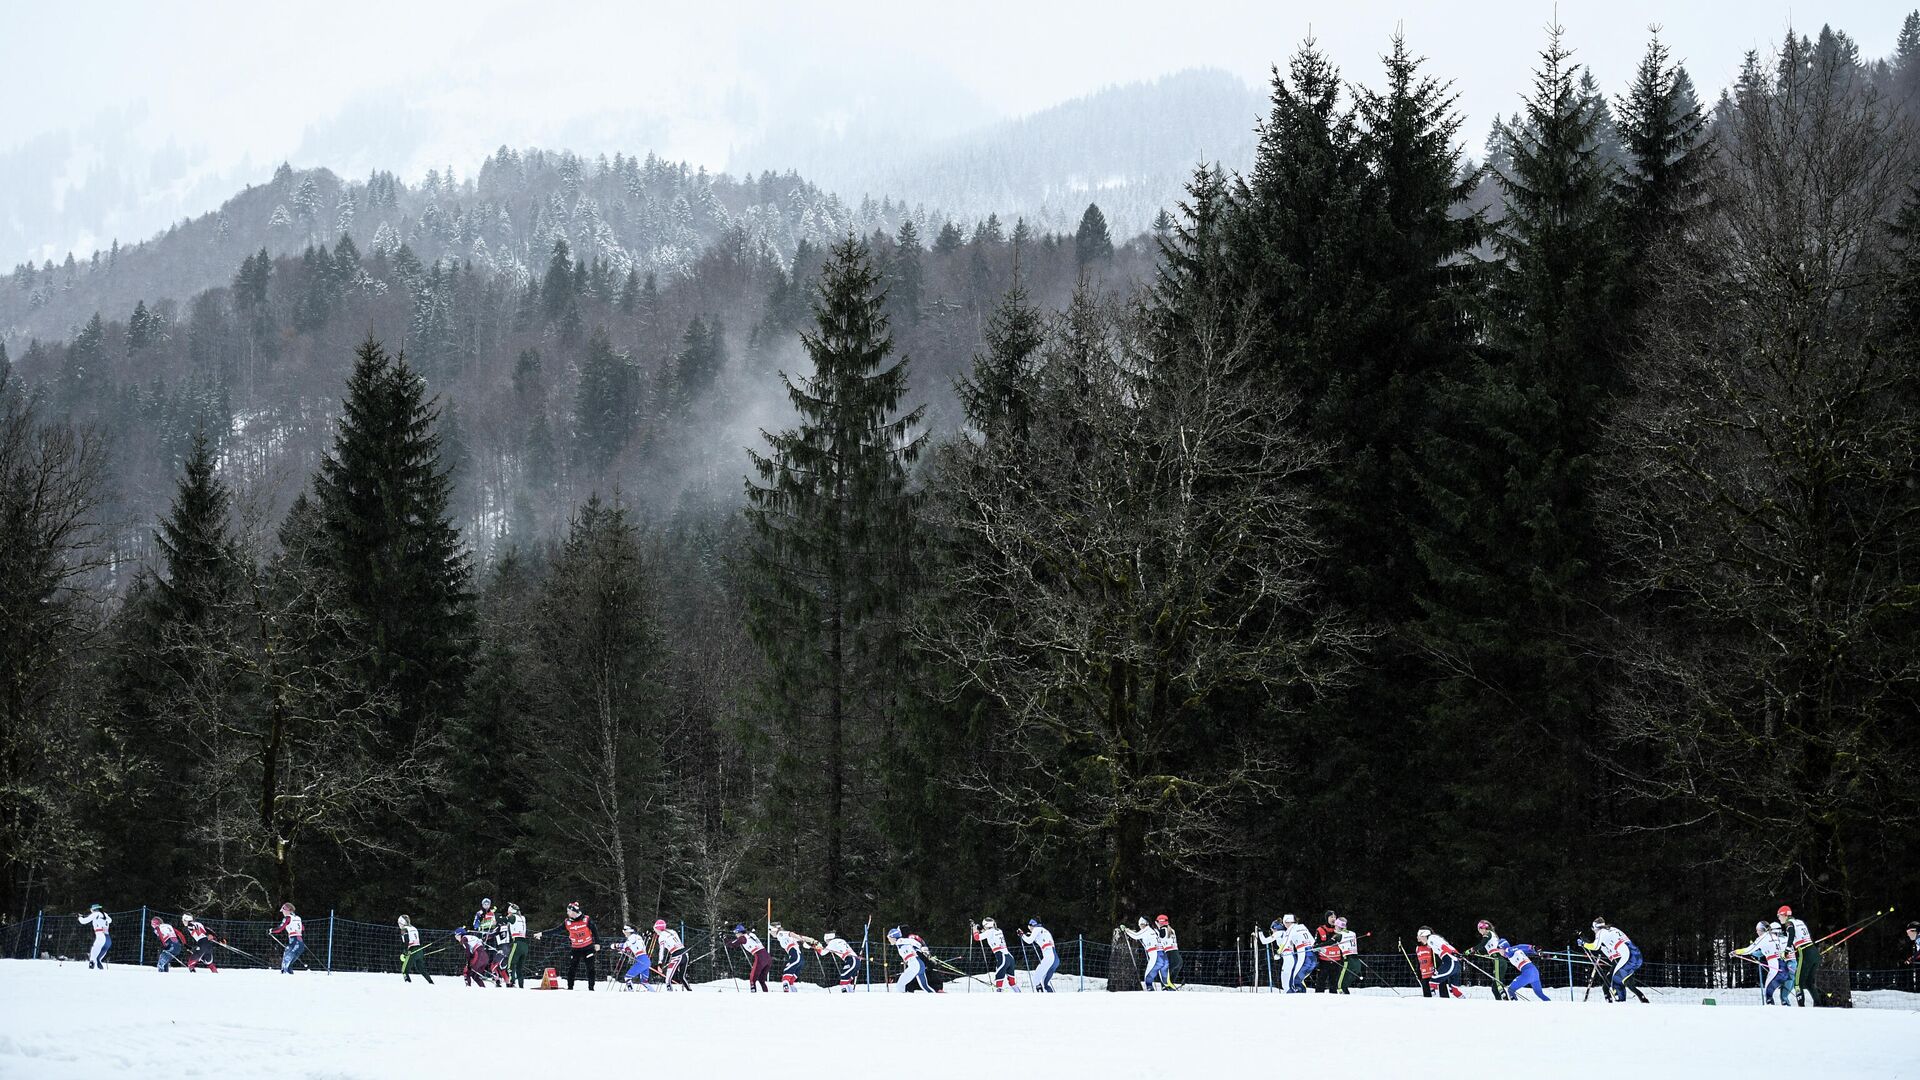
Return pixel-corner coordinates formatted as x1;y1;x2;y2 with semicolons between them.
1821;921;1881;957
1350;955;1404;996
1812;907;1894;947
1459;953;1501;984
210;937;264;963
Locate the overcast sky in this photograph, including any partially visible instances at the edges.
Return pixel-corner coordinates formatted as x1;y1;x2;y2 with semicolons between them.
2;0;1908;259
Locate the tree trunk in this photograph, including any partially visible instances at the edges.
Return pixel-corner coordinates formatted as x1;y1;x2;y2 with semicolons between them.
600;684;630;927
260;611;293;904
827;585;844;926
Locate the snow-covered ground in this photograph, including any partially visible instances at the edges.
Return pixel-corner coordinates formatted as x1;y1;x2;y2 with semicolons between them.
0;959;1913;1079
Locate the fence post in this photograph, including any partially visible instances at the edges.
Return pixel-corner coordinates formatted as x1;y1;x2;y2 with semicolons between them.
139;905;148;966
1566;952;1574;1002
33;910;43;959
1078;935;1084;991
326;910;335;974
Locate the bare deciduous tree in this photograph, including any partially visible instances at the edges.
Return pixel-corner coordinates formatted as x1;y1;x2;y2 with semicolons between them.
0;366;109;918
916;289;1358;920
1599;42;1920;911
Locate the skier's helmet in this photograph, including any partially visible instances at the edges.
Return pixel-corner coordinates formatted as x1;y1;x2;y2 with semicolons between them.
654;919;667;932
623;925;635;935
567;901;582;913
1769;921;1783;933
398;915;410;927
1155;914;1169;927
181;913;194;924
1324;910;1336;923
150;917;161;927
981;917;996;929
1591;917;1606;930
887;928;902;941
1755;921;1768;933
734;923;747;935
481;898;492;910
1335;917;1348;929
770;922;782;932
1776;905;1792;919
281;902;294;915
1417;926;1431;941
1282;914;1295;925
1137;916;1149;926
1270;919;1283;931
1029;918;1042;927
1477;919;1492;932
88;903;101;912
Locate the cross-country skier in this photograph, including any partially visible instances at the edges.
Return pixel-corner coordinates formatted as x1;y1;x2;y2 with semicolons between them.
972;917;1019;991
1485;935;1549;1001
1734;920;1792;1005
729;923;771;992
1156;915;1181;989
1286;915;1318;992
1581;918;1647;1003
273;903;305;974
652;920;692;990
1254;920;1285;990
1475;920;1510;1000
1329;916;1358;993
181;914;218;973
1260;915;1298;991
817;931;860;991
77;905;112;969
771;922;807;991
1122;916;1166;990
455;927;499;987
618;925;652;990
906;928;947;991
889;927;931;992
1777;905;1820;1007
503;903;528;987
1419;927;1460;999
534;901;601;990
473;897;497;936
148;916;183;972
398;915;433;984
1020;918;1058;992
1411;931;1462;998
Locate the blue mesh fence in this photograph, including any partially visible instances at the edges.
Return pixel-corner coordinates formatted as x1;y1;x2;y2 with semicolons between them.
3;911;1915;1005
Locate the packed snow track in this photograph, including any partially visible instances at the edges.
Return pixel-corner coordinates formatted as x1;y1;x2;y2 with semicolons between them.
0;960;1913;1079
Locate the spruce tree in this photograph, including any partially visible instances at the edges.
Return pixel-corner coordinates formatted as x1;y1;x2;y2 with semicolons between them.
312;337;472;750
542;239;573;321
887;220;924;324
674;316;725;412
958;280;1043;443
1408;23;1624;926
744;237;924;924
574;325;635;470
1613;32;1710;265
153;430;240;625
1073;203;1114;268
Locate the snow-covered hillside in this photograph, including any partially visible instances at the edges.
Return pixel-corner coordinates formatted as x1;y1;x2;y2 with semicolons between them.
0;960;1912;1080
